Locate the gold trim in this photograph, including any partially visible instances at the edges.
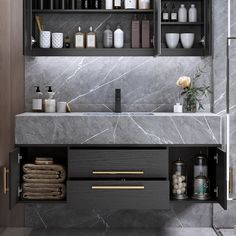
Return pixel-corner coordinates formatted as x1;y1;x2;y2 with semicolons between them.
92;171;144;175
3;167;9;194
92;186;144;190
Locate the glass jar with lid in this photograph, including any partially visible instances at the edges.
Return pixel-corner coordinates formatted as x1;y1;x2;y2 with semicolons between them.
194;152;208;178
171;158;188;199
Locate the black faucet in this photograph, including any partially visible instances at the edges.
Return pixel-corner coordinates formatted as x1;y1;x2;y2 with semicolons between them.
115;89;121;113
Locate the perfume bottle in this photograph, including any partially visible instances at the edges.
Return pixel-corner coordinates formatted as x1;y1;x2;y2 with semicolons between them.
75;26;85;48
162;3;169;22
170;3;177;22
86;26;96;48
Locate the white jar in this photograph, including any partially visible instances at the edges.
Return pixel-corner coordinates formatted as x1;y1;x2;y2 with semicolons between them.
189;4;197;22
105;0;113;9
114;26;124;48
57;102;67;113
178;4;187;22
125;0;137;9
52;33;63;48
40;31;51;48
138;0;150;9
45;99;56;113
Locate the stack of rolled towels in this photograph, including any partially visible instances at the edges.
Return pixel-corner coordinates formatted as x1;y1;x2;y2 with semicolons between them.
22;158;66;200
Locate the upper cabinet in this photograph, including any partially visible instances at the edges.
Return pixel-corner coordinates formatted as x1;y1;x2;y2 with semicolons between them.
24;0;212;57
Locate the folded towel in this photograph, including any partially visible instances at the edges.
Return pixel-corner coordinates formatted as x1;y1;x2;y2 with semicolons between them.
23;164;66;182
35;157;54;165
22;183;65;200
23;183;65;193
22;177;65;183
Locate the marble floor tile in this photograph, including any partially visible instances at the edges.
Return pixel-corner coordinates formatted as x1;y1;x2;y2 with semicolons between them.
1;228;32;236
27;228;217;236
219;229;235;236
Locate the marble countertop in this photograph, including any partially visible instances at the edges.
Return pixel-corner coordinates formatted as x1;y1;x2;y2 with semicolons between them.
15;112;222;145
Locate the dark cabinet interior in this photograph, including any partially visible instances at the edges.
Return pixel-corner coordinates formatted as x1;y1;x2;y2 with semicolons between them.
9;145;226;210
24;0;212;56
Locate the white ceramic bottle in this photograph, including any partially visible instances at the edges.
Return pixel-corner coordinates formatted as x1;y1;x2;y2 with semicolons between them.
45;86;56;113
178;4;187;22
105;0;113;9
189;4;197;22
114;25;124;48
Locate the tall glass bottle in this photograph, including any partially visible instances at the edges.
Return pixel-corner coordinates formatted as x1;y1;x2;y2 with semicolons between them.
162;3;169;22
86;26;96;48
75;27;85;48
103;25;113;48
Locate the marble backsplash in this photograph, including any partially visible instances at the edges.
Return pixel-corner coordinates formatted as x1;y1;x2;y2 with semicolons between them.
25;56;212;113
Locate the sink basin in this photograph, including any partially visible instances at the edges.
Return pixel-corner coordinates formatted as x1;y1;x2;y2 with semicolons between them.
79;112;155;116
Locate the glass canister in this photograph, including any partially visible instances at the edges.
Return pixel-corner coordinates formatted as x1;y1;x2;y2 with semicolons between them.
172;158;188;199
194;153;208;178
192;172;210;200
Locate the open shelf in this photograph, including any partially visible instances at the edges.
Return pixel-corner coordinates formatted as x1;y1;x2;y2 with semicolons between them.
161;48;205;56
31;48;155;56
32;9;154;13
161;22;204;25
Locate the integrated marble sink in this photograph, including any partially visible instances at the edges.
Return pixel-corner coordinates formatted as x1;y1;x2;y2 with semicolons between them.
15;112;222;145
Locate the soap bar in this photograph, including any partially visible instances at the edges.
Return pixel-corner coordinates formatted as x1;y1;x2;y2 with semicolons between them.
141;19;150;48
132;19;140;48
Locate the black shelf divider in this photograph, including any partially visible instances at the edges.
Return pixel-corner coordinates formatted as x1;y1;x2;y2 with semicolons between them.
32;9;154;13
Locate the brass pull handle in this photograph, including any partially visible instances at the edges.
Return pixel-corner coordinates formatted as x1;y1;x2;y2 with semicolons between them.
92;186;144;190
3;167;9;194
92;171;144;175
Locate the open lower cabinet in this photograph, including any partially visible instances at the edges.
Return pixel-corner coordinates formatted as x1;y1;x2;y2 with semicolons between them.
8;145;226;210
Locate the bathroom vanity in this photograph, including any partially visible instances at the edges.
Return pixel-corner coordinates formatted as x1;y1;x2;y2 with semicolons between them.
6;112;227;210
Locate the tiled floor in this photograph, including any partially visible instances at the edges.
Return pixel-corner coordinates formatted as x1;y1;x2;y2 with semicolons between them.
0;228;217;236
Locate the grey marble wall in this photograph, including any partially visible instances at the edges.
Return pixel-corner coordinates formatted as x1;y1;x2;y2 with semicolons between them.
25;56;212;113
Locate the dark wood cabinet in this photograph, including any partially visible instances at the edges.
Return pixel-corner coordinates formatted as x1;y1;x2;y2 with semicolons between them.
24;0;212;56
9;145;227;210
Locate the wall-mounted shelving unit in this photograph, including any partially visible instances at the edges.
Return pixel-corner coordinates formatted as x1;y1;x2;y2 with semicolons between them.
24;0;212;57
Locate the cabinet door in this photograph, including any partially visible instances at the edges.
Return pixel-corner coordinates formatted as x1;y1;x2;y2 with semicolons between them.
215;148;227;210
9;148;21;209
154;0;161;56
24;0;32;56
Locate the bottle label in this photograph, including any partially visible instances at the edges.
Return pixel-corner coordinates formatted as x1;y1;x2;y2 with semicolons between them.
114;0;121;6
163;13;169;20
171;13;177;20
87;35;96;47
75;35;84;48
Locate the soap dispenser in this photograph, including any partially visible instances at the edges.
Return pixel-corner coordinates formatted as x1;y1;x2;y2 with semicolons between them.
32;86;43;112
45;86;56;113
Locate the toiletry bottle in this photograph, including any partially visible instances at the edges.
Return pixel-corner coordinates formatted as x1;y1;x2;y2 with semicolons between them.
32;86;43;112
114;0;122;9
64;36;71;48
86;26;96;48
189;4;197;22
131;15;140;48
103;25;113;48
162;3;169;22
106;0;113;9
45;86;56;113
178;4;187;22
141;16;150;48
114;25;124;48
75;26;85;48
93;0;101;9
174;103;183;113
170;3;177;22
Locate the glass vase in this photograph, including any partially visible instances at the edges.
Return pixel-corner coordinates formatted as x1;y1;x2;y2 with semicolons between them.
184;96;197;113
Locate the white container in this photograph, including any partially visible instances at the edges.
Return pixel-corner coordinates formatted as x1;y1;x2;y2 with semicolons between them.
181;33;195;49
105;0;113;9
178;4;187;22
40;31;51;48
125;0;137;9
174;103;183;113
189;4;197;22
57;102;67;113
138;0;150;9
165;33;179;48
114;26;124;48
52;33;63;48
32;99;43;111
45;99;56;113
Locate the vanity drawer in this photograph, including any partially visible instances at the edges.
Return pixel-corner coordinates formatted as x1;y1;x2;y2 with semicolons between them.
67;180;169;209
68;148;168;179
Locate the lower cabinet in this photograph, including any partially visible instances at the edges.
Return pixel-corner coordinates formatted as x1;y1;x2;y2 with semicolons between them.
8;145;227;210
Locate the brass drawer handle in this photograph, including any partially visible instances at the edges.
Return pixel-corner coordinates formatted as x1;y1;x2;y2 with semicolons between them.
3;167;9;194
92;186;145;190
92;171;144;175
